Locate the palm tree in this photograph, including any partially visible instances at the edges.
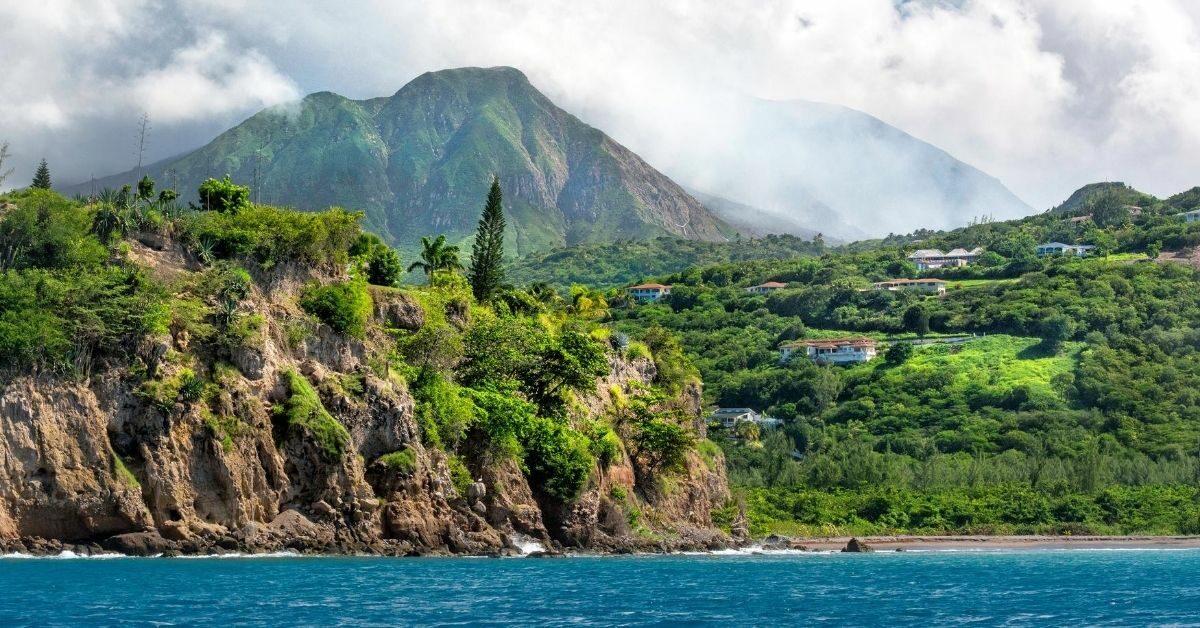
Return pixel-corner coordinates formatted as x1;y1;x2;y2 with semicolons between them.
407;235;462;278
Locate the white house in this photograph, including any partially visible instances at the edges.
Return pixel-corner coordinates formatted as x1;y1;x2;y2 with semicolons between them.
780;338;878;365
1176;210;1200;223
907;248;983;270
627;283;672;302
709;408;761;429
709;408;782;430
746;281;788;294
872;278;947;296
1036;242;1096;257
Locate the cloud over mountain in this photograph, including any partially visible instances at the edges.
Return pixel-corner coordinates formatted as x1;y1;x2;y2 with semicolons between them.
3;1;1199;233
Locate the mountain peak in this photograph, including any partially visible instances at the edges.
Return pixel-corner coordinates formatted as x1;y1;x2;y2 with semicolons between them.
70;67;730;257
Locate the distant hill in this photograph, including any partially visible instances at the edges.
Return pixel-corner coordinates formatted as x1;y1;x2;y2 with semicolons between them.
505;234;825;290
687;188;847;243
68;67;731;257
1049;182;1158;214
1167;187;1200;211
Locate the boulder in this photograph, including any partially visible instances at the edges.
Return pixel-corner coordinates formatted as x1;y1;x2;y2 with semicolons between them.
841;537;874;553
101;531;172;557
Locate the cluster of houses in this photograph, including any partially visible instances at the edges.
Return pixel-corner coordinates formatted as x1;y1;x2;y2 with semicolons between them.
627;281;792;302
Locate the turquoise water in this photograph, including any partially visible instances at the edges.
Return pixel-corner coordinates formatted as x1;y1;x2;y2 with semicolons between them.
2;550;1199;626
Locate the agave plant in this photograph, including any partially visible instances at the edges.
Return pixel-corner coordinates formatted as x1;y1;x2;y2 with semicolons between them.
91;203;131;243
196;237;217;266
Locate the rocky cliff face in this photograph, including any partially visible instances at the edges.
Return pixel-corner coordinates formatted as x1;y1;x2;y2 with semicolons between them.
0;245;728;556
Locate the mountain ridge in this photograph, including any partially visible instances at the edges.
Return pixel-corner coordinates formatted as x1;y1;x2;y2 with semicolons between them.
68;67;733;257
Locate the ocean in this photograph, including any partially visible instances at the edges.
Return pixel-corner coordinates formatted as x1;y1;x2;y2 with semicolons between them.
2;549;1199;626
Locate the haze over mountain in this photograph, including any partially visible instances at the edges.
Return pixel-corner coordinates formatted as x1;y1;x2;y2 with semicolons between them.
620;98;1035;239
74;67;730;256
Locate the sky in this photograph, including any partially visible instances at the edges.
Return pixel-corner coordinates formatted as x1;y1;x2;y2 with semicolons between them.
2;0;1198;230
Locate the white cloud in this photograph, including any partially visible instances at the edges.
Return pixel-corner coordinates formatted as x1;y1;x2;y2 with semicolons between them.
2;0;1198;228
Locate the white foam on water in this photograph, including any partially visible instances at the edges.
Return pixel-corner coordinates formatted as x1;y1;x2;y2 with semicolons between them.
1;551;125;560
510;534;547;555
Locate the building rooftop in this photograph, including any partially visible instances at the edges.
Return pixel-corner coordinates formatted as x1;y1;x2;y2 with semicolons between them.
751;281;789;289
782;337;877;349
628;283;671;290
875;278;947;285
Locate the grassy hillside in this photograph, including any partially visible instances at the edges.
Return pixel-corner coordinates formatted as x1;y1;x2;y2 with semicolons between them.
613;189;1200;535
1050;182;1158;214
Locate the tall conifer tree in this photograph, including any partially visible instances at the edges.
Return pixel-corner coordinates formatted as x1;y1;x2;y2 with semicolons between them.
31;158;51;189
468;176;506;302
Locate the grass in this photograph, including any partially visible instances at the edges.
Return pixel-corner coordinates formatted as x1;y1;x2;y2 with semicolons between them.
1099;252;1150;263
278;370;350;460
853;334;1079;399
378;447;418;474
944;278;1020;290
111;451;141;489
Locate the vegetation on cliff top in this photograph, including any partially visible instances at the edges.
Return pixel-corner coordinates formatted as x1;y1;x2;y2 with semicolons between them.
0;176;707;514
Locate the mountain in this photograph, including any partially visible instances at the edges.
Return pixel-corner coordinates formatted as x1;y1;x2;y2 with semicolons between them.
615;98;1034;238
72;67;731;257
1049;182;1158;214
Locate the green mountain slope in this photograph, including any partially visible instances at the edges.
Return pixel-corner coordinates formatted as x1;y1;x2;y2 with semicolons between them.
1050;182;1158;214
72;67;731;257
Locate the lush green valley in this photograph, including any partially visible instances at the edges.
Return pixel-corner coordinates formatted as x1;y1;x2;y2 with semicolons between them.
614;184;1200;536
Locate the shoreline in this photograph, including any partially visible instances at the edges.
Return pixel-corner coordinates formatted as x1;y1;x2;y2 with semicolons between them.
4;535;1200;559
774;535;1200;552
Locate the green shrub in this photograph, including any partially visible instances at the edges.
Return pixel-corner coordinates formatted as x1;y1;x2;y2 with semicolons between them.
182;204;361;269
447;454;473;499
300;280;372;338
197;176;250;213
277;370;350;460
411;371;476;449
520;416;595;501
587;422;622;467
379;447;418;474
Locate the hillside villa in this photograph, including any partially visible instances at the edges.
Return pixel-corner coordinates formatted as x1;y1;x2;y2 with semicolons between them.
709;408;783;430
746;281;788;294
872;278;947;295
627;283;672;302
1176;209;1200;223
780;338;878;365
907;248;983;270
1036;242;1096;257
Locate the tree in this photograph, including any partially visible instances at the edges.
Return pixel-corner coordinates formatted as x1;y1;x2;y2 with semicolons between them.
31;159;51;189
1146;241;1162;260
407;234;462;279
0;142;12;189
197;175;250;213
365;244;403;287
1039;313;1072;354
136;175;155;203
1088;190;1131;228
885;341;914;365
468;176;506;302
903;304;930;336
